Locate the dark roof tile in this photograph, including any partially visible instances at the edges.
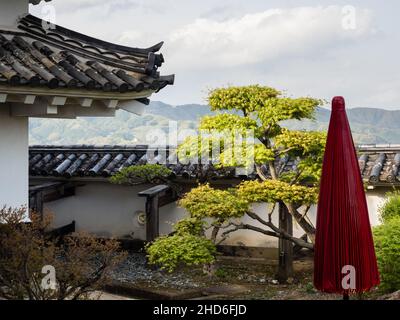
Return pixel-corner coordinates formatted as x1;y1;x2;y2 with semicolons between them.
29;145;245;181
29;145;400;186
0;15;174;93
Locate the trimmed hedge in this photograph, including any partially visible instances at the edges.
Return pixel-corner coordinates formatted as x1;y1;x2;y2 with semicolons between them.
373;217;400;292
379;192;400;223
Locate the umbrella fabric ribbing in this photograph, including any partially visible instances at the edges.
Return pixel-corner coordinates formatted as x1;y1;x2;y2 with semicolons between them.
314;96;380;294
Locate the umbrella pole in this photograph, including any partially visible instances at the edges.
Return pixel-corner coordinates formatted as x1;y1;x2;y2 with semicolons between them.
343;293;349;300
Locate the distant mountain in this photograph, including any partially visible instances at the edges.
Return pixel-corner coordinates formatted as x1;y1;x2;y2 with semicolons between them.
145;101;215;121
29;101;400;145
285;107;400;144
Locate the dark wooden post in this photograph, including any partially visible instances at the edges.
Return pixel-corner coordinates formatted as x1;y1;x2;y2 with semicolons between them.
138;185;170;243
145;194;159;242
34;191;44;219
277;201;293;283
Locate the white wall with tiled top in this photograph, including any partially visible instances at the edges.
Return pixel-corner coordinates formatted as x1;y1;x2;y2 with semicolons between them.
42;180;382;248
43;182;187;239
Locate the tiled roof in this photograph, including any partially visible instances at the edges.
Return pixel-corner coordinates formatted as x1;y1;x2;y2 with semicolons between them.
358;146;400;186
0;14;173;92
29;145;400;186
28;145;275;180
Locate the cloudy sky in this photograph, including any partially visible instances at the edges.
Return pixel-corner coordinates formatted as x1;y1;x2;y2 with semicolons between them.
30;0;400;109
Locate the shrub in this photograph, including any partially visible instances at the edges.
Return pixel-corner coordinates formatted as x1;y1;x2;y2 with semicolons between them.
173;217;205;236
110;164;172;185
379;191;400;223
0;207;126;300
373;216;400;292
146;233;217;273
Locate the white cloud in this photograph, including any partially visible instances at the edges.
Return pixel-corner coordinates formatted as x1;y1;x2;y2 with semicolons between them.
31;1;398;108
37;0;101;10
118;30;145;44
167;6;374;70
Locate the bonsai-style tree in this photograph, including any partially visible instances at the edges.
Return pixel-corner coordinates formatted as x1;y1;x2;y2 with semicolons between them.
0;207;126;300
177;85;324;239
112;85;325;273
146;85;325;272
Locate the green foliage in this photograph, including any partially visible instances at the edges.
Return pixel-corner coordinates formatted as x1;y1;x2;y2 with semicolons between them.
219;143;275;168
177;135;217;164
148;85;325;271
178;184;249;219
146;233;217;272
177;126;260;166
373;217;400;292
379;192;400;223
258;97;321;128
208;85;281;114
294;157;324;184
237;180;318;205
146;212;217;272
275;129;326;157
253;144;276;165
208;86;322;141
177;136;276;169
173;217;205;236
199;114;259;134
274;130;326;184
110;164;172;185
178;86;325;175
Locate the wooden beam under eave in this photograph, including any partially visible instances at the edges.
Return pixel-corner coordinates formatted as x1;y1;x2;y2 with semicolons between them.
47;106;58;114
12;101;116;118
0;93;7;103
118;100;146;115
78;98;93;107
24;95;36;104
1;94;36;104
103;99;119;109
74;102;116;117
10;104;58;117
45;96;67;106
0;84;154;100
64;98;93;108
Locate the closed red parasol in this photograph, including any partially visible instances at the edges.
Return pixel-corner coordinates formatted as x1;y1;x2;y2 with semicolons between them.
314;97;380;298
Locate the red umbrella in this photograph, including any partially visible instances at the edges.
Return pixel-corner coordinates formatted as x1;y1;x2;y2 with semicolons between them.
314;96;380;299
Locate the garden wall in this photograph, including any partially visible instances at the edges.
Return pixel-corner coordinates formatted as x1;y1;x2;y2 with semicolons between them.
41;181;384;248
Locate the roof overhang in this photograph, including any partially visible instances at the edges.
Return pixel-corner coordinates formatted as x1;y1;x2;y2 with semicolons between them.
0;84;152;118
0;14;174;118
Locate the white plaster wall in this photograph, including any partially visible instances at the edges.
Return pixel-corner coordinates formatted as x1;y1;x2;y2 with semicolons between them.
42;180;384;247
365;189;386;226
44;182;187;239
0;105;29;210
218;195;381;247
0;0;28;28
217;203;318;247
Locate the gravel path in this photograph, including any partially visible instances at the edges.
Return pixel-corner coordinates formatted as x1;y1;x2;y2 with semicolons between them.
111;253;202;289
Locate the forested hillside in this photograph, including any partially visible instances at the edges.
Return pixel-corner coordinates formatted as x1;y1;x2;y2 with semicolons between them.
29;101;400;145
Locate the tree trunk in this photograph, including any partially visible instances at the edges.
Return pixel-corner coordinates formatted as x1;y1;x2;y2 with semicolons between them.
277;202;293;283
285;202;315;243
